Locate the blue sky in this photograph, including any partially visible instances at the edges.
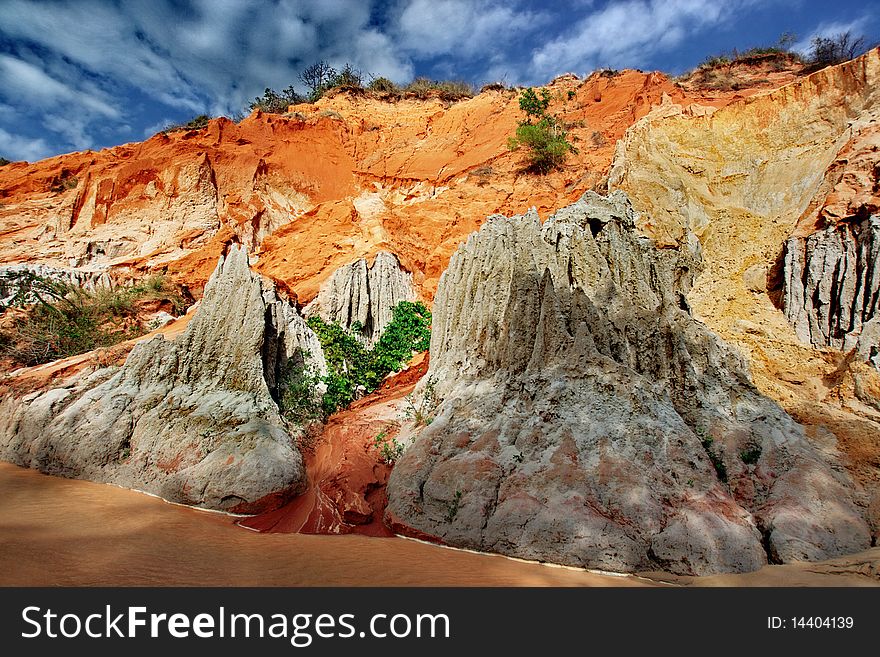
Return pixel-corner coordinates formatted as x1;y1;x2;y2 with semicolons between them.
0;0;877;162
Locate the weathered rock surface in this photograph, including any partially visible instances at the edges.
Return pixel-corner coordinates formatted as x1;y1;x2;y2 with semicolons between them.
386;192;871;575
606;49;880;519
0;66;779;301
305;251;414;343
0;245;322;512
783;216;880;366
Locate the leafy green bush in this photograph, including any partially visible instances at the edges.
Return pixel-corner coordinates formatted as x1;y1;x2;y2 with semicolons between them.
277;350;324;425
249;86;304;113
508;117;577;174
1;272;187;366
517;87;551;119
306;300;432;416
371;301;431;374
508;88;577;174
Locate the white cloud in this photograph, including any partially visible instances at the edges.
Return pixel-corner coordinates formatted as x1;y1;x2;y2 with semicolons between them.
395;0;546;58
0;0;416;156
0;54;119;119
530;0;747;78
0;127;51;162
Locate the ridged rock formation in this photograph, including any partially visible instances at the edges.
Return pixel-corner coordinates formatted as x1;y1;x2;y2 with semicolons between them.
305;251;414;342
0;245;323;512
607;49;880;348
783;216;880;367
386;192;871;575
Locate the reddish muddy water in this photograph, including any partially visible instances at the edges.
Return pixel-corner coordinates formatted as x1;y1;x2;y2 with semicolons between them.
2;463;877;587
0;463;653;587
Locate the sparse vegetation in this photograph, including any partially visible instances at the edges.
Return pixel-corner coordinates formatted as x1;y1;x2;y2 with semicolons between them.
249;86;304;113
480;81;508;93
373;428;405;464
696;427;728;483
403;376;439;427
507;87;577;174
402;77;474;101
445;490;463;523
0;272;187;366
740;443;762;465
699;33;799;70
0;156;10;166
306;300;432;416
162;114;211;133
686;34;805;90
49;172;78;193
367;76;399;94
807;31;868;71
247;60;477;115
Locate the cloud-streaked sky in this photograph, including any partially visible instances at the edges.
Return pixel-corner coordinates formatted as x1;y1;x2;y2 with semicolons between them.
0;0;876;161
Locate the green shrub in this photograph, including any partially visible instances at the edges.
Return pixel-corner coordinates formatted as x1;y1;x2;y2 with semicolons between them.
0;271;188;366
0;156;10;166
371;301;431;374
517;87;551;118
249;86;304;113
740;444;762;465
277;351;323;425
508;88;577;174
508;117;577;174
306;300;432;416
328;63;363;90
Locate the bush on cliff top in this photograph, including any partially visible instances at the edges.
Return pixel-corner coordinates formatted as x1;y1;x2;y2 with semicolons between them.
162;114;212;133
806;32;869;71
247;60;475;114
249;86;304;113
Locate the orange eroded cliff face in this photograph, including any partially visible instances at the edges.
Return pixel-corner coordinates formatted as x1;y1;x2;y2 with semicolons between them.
0;67;773;302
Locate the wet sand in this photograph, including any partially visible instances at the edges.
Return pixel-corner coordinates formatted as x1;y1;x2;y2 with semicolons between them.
2;462;877;587
0;463;652;587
